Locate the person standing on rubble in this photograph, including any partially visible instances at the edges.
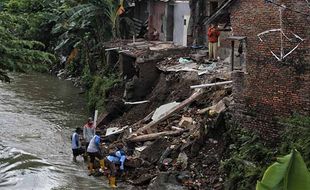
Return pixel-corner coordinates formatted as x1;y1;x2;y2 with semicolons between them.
105;143;126;188
207;23;221;62
83;117;95;154
86;131;105;176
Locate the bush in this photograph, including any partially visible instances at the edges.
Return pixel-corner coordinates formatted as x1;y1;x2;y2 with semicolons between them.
279;114;310;167
222;114;310;190
87;74;120;112
221;124;278;190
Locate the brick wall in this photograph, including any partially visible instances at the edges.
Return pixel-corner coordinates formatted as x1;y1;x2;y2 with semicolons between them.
229;0;310;139
149;1;166;40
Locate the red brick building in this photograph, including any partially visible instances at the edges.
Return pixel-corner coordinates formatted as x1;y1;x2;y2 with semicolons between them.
208;0;310;138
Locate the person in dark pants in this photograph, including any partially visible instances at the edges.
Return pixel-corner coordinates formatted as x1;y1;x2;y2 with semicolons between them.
86;131;105;176
71;127;85;162
105;143;126;188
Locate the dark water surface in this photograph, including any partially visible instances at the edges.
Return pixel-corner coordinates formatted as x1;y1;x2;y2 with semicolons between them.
0;73;109;190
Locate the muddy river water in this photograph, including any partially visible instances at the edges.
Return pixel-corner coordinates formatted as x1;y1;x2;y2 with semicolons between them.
0;73;110;190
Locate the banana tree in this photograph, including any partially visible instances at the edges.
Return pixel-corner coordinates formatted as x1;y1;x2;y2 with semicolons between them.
256;149;310;190
51;0;130;78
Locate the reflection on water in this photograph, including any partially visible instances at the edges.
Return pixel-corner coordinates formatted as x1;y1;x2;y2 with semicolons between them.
0;73;109;190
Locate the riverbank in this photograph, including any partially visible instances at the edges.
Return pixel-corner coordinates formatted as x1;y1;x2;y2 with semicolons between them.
79;43;310;189
47;38;310;189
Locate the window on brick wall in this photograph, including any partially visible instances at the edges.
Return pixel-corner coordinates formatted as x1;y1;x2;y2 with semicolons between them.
227;36;247;72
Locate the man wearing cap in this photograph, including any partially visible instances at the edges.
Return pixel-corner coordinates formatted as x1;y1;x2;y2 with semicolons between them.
83;117;95;154
71;127;85;162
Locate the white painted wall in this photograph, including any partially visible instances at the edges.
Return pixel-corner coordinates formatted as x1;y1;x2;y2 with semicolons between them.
173;1;190;46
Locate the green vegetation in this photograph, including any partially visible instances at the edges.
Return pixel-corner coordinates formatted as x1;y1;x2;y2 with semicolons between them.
0;0;123;111
87;75;120;112
221;125;276;190
50;0;124;112
222;115;310;190
256;149;310;190
0;0;57;82
280;115;310;166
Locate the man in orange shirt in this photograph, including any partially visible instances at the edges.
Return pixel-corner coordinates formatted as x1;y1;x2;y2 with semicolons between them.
207;24;221;62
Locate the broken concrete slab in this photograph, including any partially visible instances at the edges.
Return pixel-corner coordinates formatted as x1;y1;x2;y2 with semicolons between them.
152;102;180;121
105;125;128;136
158;61;218;76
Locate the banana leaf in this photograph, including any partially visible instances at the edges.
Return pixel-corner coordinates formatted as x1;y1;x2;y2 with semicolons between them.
256;149;310;190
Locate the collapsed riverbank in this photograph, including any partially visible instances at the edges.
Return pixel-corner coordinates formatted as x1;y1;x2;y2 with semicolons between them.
91;68;309;190
53;40;310;189
49;38;309;189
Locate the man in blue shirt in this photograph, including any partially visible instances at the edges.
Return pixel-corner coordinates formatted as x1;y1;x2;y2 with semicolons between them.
86;131;105;176
71;127;85;162
105;143;126;188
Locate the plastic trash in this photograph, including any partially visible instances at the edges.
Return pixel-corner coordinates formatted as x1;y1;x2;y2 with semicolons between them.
178;58;192;64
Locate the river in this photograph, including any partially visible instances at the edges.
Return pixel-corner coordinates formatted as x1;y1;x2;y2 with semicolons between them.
0;73;110;190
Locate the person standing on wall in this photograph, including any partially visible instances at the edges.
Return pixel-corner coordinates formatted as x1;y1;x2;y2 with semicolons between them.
207;23;221;62
83;117;95;155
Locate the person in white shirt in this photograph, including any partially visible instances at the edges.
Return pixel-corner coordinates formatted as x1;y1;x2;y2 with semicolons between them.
86;131;105;176
71;127;84;162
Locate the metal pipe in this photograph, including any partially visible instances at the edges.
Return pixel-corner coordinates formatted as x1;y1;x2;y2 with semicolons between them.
190;81;233;89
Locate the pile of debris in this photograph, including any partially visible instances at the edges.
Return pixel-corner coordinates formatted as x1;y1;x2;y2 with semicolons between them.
95;39;234;189
99;82;232;189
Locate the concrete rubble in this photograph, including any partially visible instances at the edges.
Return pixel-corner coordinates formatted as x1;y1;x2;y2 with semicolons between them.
95;39;233;189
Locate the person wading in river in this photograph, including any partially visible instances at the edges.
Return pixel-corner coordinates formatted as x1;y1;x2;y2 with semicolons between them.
86;131;105;176
71;127;85;162
105;143;126;188
83;117;95;155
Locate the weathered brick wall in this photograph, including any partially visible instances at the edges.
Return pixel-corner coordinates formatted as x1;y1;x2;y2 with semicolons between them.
149;1;166;40
229;0;310;139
